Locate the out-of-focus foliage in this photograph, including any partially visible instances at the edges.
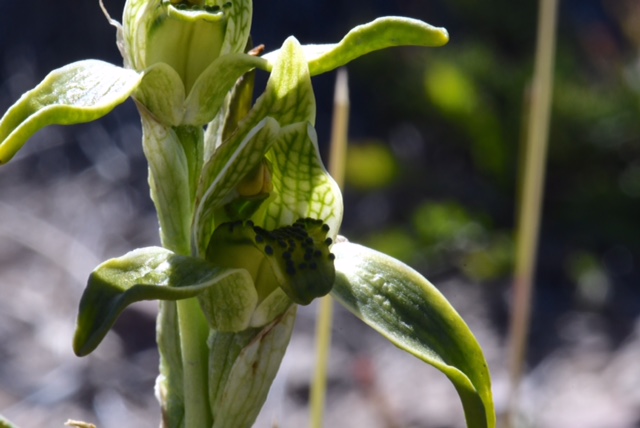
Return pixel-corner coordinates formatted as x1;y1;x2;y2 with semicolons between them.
337;0;640;323
345;141;398;190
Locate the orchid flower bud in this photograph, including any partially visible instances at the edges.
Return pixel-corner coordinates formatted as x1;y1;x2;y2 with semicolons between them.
122;0;251;94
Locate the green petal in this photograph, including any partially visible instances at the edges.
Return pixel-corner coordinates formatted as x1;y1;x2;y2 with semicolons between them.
134;62;185;126
194;117;281;255
331;242;496;428
263;17;449;77
73;246;244;357
260;122;343;239
184;53;268;126
222;36;316;139
0;60;140;164
197;268;258;332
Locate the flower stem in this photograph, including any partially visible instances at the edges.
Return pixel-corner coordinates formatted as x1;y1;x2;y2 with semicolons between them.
177;297;212;427
506;0;558;425
310;68;349;428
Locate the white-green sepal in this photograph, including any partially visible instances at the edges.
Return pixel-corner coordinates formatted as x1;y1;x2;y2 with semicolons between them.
194;117;281;255
263;17;449;77
0;60;140;164
249;287;292;328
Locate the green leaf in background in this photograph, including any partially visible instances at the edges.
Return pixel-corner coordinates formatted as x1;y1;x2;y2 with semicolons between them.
73;246;244;357
331;242;495;428
0;60;140;164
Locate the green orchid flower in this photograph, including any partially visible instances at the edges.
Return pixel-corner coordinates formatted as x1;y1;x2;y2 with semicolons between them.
0;1;496;427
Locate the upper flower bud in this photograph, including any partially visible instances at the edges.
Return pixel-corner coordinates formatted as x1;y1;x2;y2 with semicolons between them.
122;0;252;93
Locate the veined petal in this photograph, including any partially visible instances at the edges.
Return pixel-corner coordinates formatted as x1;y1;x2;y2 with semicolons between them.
259;122;343;240
193;117;281;255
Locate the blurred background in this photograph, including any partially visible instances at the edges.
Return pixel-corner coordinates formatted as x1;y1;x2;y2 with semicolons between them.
1;0;639;427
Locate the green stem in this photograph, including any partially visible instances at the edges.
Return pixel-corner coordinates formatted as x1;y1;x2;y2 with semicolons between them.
310;68;349;428
145;117;210;427
507;0;558;425
176;297;212;427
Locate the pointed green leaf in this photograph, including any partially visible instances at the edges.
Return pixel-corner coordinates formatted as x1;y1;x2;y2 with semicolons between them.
73;246;244;357
0;60;140;164
263;17;449;77
331;242;495;428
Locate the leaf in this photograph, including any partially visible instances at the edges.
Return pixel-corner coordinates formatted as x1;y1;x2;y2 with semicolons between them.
262;17;449;77
331;242;496;428
0;60;140;164
73;246;244;357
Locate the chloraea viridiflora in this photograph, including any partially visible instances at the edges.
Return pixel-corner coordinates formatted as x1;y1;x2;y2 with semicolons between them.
0;1;496;427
